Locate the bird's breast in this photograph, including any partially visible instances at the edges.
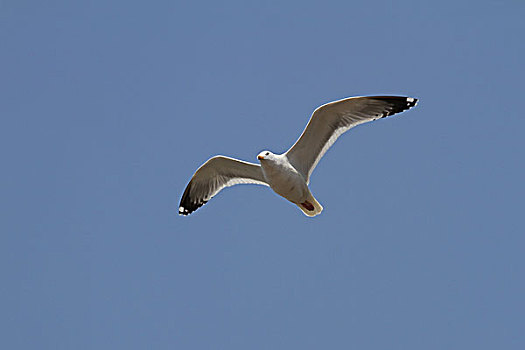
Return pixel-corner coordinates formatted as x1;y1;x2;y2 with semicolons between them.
261;162;308;203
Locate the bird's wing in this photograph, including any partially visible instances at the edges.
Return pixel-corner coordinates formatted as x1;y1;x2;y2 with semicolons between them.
179;156;268;215
285;96;418;183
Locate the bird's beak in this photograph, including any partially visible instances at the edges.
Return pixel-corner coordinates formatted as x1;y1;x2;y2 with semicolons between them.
257;155;264;160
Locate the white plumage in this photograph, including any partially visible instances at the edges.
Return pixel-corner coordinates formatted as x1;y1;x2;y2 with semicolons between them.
179;95;418;217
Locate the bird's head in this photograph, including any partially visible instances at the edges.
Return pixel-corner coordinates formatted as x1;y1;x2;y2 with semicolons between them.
257;150;274;161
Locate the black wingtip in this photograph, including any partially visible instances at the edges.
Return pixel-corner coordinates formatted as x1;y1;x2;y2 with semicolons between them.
406;97;418;108
178;201;208;216
178;181;209;216
370;96;418;119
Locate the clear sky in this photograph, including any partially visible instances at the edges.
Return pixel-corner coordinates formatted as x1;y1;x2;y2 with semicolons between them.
1;1;524;349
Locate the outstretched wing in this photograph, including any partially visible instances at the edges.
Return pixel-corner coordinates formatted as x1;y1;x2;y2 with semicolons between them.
285;96;418;183
179;156;268;216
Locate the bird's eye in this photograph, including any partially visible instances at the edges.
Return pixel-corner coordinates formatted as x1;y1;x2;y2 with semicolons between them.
265;152;269;156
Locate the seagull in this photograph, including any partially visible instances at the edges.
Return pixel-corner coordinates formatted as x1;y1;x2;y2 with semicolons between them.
179;95;418;217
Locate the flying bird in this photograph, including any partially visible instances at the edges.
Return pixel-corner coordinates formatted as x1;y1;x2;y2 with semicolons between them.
179;95;418;217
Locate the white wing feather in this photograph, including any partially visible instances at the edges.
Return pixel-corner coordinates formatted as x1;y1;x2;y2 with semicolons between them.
285;96;418;183
179;156;268;215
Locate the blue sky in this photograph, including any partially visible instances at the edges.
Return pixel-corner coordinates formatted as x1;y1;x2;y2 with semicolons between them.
1;1;524;349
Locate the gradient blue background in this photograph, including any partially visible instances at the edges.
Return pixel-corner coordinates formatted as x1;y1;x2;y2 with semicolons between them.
2;1;524;349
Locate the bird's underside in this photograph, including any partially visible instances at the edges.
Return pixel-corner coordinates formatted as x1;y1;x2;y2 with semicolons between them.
179;95;418;217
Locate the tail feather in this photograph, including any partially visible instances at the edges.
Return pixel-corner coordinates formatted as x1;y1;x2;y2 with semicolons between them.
297;192;323;217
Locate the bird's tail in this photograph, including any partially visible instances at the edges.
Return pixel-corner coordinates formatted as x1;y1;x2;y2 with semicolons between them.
297;192;323;217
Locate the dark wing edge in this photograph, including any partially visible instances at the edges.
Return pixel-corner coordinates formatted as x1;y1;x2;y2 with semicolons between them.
178;156;268;216
367;96;418;117
179;180;207;216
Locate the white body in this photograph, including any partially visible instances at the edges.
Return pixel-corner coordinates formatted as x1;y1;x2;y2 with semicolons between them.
259;154;307;202
258;151;323;216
